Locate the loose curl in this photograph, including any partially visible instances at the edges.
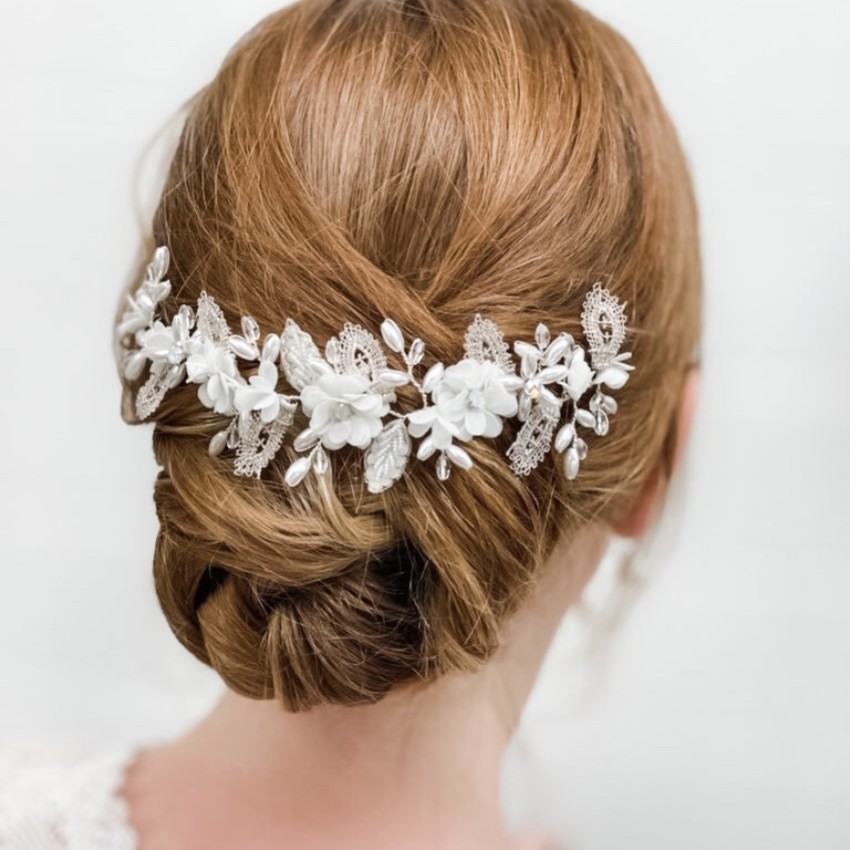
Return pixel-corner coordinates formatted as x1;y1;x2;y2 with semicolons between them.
115;0;701;711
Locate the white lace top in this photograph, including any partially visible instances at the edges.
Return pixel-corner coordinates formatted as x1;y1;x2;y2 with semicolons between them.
0;741;137;849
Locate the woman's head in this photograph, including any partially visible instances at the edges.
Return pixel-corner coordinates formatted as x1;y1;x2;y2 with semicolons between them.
117;0;700;711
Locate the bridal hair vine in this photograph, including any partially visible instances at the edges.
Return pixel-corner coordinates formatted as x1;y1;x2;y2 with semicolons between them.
116;246;634;493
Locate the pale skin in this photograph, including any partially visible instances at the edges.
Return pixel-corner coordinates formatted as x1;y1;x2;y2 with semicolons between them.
121;369;699;850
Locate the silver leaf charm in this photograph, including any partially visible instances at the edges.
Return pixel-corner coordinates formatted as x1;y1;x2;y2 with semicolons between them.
280;319;322;391
328;322;389;386
196;291;230;345
506;401;561;476
464;314;515;373
233;398;298;478
135;361;172;420
581;282;627;371
364;418;412;494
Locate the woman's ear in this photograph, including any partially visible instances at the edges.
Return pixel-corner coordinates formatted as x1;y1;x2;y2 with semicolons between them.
612;366;700;538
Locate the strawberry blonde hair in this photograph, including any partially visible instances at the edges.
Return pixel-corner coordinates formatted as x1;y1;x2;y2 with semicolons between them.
117;0;700;711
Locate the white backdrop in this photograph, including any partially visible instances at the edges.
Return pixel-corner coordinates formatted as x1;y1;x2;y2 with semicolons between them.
1;1;848;848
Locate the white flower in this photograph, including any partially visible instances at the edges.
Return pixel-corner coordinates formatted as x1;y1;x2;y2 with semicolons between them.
408;358;518;447
594;352;635;390
300;371;389;450
406;405;463;450
563;348;593;401
185;337;245;415
234;360;283;423
138;315;190;365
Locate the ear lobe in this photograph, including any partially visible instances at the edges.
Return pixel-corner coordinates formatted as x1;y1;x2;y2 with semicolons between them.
611;366;700;539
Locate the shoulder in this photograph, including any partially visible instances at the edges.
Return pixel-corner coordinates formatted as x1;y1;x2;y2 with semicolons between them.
0;738;137;850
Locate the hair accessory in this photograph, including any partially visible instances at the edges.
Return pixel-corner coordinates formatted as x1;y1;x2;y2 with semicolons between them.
116;246;634;493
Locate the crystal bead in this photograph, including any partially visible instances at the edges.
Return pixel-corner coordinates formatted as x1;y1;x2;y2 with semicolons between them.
574;437;588;460
241;315;260;343
408;337;425;365
324;338;340;366
178;303;195;328
226;420;240;449
535;323;551;350
436;452;451;480
312;446;329;474
518;392;532;421
166;344;183;365
237;411;254;440
595;409;610;436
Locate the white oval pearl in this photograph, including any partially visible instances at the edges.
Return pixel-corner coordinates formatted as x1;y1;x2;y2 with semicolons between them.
293;427;320;452
554;422;575;453
208;430;229;456
380;318;405;353
378;369;410;387
229;336;259;360
576;408;596;429
123;350;147;381
416;435;436;460
446;443;473;470
284;456;312;487
261;334;281;362
564;447;580;480
542;334;572;365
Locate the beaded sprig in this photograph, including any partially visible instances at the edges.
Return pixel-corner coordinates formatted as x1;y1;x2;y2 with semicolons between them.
116;247;634;493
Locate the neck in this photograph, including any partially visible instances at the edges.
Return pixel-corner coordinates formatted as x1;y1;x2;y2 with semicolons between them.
127;523;609;850
181;676;513;845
